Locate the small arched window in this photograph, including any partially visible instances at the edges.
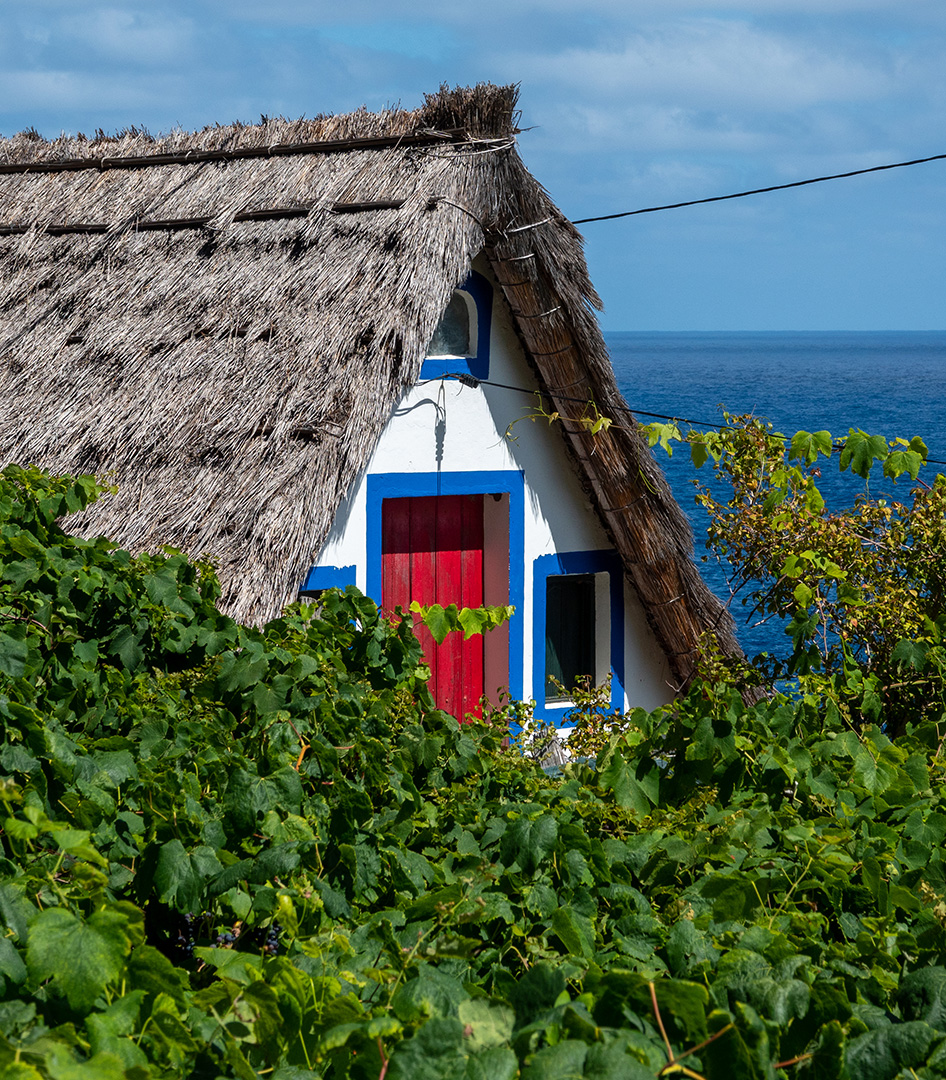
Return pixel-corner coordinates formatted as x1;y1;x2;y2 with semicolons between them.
420;270;492;381
427;291;475;358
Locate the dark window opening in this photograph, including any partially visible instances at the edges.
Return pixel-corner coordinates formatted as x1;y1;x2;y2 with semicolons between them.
427;292;472;357
545;574;595;701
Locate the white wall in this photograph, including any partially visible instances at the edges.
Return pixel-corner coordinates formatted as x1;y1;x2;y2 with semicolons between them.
313;257;673;717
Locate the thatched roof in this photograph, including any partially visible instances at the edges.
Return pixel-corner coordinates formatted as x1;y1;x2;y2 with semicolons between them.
0;83;739;690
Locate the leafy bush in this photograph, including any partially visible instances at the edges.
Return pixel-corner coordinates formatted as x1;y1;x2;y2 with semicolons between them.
642;415;946;733
6;464;946;1078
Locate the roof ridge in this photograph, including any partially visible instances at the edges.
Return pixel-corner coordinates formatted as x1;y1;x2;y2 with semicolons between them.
0;128;514;177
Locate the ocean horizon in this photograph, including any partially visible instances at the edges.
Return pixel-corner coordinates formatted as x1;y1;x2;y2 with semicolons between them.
606;330;946;661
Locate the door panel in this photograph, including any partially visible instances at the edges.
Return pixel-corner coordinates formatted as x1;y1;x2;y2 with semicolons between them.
459;495;485;710
382;494;485;721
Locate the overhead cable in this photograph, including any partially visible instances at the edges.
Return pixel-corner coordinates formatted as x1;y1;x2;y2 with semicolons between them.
571;151;946;225
428;372;946;468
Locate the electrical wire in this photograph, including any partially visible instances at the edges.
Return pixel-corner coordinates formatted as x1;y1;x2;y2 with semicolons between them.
570;151;946;225
422;151;946;466
422;371;946;468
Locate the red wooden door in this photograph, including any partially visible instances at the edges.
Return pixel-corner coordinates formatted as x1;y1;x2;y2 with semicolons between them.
381;494;484;721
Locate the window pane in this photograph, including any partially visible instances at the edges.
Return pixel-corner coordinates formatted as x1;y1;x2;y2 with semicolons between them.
545;574;595;701
427;293;471;357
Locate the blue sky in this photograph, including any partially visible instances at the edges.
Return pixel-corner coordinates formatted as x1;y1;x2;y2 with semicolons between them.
1;0;944;330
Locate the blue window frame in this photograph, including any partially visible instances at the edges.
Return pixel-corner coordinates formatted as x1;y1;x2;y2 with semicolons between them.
532;550;625;724
420;269;492;382
299;564;357;595
365;469;524;701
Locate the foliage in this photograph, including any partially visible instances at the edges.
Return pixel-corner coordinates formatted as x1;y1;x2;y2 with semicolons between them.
640;415;946;733
408;600;515;645
542;676;624;761
504;394;613;443
8;463;946;1077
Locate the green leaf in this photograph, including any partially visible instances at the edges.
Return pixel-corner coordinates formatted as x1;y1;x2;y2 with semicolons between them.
790;429;833;464
844;1021;939;1080
386;1017;466;1080
764;977;811;1026
240;979;286;1057
511;964;567;1026
666;919;719;977
806;485;826;513
597;745;659;813
852;748;896;796
42;1049;130;1079
861;856;890;916
699;1012;766;1080
793;582;813;607
839;429;889;479
145;993;201;1065
457;606;487;639
892;638;928;671
154;840;222;912
520;1040;588;1080
0;935;27;986
642;421;682;456
499;814;558;874
108;624;145;670
456;999;515;1051
224;767;303;832
582;1043;655;1080
897;967;946;1029
550;908;596;960
884;449;923;481
1;1063;44;1080
595;972;708;1045
0;882;31;942
806;1020;846;1080
392;968;468;1023
26;906;133;1012
126;944;189;1006
192;948;263;985
465;1048;520;1080
421;604;452;645
73;639;99;665
690;439;709;469
86;990;149;1069
0;631;28;677
249;842;300;883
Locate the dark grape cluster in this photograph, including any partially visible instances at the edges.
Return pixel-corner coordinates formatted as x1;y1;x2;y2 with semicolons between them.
147;903;284;963
173;912;196;957
261;920;282;956
150;905;208;963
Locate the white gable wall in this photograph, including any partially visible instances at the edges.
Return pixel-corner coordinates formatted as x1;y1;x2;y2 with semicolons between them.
309;258;673;725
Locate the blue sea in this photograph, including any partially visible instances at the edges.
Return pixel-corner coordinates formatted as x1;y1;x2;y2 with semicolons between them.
606;331;946;661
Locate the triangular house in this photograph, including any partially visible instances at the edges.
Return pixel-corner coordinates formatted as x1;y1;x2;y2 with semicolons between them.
0;83;739;725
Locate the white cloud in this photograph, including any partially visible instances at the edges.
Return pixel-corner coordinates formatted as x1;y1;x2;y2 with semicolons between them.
55;7;196;66
547;101;780;156
319;21;458;62
203;0;946;23
0;70;176;126
504;20;893;113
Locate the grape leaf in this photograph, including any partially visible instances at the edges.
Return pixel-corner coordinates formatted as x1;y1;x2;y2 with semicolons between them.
27;906;133;1012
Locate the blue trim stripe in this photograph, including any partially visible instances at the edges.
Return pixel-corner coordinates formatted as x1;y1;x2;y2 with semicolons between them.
532;549;625;724
420;269;493;381
366;470;525;701
300;564;357;593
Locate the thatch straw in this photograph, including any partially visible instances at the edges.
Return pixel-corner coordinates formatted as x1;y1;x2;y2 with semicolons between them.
0;83;739;689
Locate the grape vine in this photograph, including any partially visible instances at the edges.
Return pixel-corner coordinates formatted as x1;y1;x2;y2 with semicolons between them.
3;462;946;1079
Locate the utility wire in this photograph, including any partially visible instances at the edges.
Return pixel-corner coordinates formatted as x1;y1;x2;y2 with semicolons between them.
426;372;946;468
570;151;946;225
